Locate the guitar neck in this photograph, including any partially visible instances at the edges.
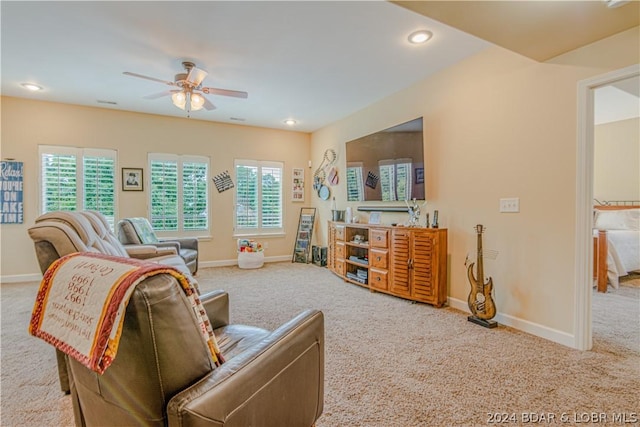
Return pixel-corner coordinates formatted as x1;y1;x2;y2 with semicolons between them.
476;227;484;282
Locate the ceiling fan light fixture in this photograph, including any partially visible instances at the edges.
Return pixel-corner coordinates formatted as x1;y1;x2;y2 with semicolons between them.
172;91;186;110
190;93;205;111
408;30;432;44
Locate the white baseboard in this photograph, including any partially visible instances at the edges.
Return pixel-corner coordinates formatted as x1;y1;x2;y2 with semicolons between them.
448;296;575;348
198;254;292;269
1;273;42;284
1;255;293;284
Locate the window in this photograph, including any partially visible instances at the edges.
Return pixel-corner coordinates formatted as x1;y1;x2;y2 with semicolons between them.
148;153;209;235
39;146;117;227
379;158;412;201
235;159;283;234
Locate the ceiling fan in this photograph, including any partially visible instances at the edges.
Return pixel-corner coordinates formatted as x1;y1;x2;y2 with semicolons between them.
123;61;248;115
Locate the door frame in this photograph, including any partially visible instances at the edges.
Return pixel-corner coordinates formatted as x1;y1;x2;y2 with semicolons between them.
574;63;640;350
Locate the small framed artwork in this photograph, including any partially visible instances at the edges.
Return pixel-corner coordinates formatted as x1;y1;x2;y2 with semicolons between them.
369;211;382;225
415;167;424;184
292;168;305;202
122;168;143;191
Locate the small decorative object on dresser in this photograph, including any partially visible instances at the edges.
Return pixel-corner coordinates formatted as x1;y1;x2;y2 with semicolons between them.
369;211;382;225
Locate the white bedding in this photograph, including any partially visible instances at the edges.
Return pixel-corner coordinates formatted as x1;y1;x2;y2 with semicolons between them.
606;230;640;288
594;208;640;289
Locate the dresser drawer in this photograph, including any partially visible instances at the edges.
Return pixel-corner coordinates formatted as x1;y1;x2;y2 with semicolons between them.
370;248;388;269
335;225;345;241
335;258;345;275
369;268;388;291
370;229;388;248
335;242;345;259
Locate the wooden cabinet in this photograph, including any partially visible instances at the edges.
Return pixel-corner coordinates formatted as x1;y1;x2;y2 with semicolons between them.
328;221;447;307
390;228;447;307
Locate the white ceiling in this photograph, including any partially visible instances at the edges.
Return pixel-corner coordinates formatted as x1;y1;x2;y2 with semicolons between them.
2;1;637;133
0;1;491;132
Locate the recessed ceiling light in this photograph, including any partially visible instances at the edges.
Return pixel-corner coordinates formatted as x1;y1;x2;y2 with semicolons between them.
408;30;433;44
21;82;43;91
284;119;297;126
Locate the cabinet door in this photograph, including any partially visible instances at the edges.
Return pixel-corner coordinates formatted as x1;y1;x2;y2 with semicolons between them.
411;231;436;302
390;229;411;297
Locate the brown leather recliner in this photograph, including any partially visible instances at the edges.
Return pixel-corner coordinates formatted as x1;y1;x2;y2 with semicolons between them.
117;217;199;274
29;210;198;394
28;211;324;427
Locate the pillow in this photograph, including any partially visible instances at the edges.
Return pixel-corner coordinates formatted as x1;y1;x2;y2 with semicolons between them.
127;217;160;243
594;209;640;231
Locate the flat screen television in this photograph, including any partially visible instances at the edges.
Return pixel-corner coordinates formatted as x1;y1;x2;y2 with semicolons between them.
345;117;424;202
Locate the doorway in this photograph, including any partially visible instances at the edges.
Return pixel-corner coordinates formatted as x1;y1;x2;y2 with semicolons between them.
575;64;640;351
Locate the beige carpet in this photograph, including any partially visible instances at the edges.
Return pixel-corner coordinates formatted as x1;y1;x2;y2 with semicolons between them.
1;262;638;426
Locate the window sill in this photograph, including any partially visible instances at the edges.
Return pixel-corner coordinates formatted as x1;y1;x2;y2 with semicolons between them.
233;232;286;239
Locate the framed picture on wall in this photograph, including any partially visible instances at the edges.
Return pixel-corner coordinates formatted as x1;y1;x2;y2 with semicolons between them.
292;167;305;202
122;168;143;191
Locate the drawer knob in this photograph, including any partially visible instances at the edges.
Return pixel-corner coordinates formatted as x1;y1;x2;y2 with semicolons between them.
376;277;381;281
376;256;381;261
377;236;381;240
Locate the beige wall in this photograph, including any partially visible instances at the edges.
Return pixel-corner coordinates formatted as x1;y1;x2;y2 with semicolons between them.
311;27;639;342
0;98;311;277
594;117;640;202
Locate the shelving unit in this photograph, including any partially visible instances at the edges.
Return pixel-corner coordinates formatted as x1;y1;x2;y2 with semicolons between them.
328;221;447;307
292;208;316;263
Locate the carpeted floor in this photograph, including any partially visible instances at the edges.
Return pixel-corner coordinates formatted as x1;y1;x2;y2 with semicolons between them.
1;262;638;426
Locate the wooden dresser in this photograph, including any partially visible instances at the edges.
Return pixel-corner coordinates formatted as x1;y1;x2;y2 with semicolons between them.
328;222;448;307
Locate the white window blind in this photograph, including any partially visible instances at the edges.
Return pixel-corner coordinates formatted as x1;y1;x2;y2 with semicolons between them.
148;153;209;234
39;146;117;227
235;160;283;234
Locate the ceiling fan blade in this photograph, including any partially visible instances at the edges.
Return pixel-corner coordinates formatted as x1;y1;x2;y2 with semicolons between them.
201;95;217;111
186;67;208;86
143;90;179;100
123;71;177;87
201;86;248;99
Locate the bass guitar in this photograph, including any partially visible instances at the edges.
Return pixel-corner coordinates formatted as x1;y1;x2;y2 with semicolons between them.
467;224;496;320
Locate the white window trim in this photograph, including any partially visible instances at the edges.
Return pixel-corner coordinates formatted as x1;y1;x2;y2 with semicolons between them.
38;145;118;226
148;153;210;237
234;159;284;235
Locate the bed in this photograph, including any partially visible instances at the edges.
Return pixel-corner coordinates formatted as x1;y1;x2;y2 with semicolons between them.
593;202;640;292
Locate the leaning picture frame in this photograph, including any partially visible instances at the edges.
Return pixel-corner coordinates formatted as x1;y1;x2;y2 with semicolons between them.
369;211;382;225
122;168;143;191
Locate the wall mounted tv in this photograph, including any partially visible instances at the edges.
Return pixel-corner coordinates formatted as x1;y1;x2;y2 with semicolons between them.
345;117;424;202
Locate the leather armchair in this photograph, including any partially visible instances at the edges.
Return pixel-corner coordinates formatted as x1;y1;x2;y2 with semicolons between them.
28;210;198;392
117;217;199;274
29;211;324;426
67;277;324;427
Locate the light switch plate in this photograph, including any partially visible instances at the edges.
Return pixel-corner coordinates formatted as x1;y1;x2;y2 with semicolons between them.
500;198;520;213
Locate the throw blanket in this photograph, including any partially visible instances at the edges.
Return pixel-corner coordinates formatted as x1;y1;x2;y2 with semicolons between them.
29;252;223;374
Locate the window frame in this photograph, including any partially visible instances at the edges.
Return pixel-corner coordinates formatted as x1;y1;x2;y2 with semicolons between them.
148;153;210;238
38;145;118;228
234;159;284;236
